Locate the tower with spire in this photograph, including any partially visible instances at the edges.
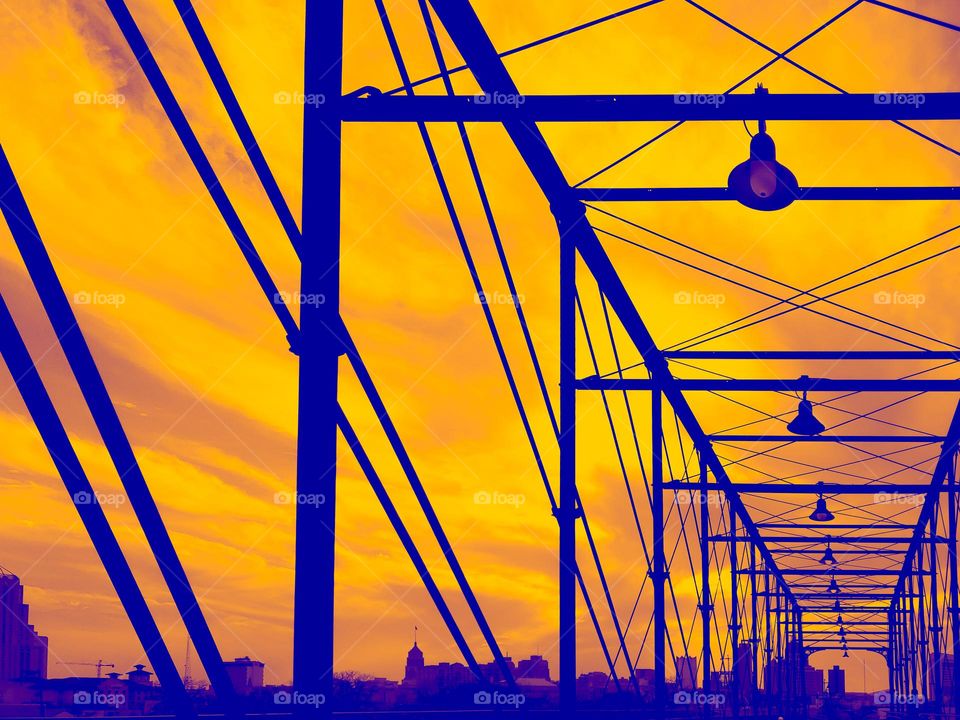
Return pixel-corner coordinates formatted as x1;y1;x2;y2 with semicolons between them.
403;627;424;686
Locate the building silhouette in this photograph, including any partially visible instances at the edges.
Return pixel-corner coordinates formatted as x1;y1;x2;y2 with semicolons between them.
804;665;824;698
0;570;48;682
675;655;697;690
828;664;846;697
401;640;556;702
930;652;955;703
223;657;264;695
518;654;550;681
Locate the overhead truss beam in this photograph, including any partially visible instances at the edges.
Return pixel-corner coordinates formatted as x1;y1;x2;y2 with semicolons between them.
342;92;960;122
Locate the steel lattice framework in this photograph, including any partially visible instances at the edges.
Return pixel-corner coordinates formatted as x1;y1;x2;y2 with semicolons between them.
2;1;960;719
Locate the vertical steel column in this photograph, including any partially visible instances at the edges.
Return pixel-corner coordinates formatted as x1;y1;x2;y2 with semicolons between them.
764;568;772;712
557;202;583;710
796;607;805;716
918;543;929;703
730;504;740;717
888;610;896;699
700;453;712;698
784;603;791;710
930;501;942;706
908;571;918;696
652;387;666;707
949;460;960;711
294;2;343;717
900;598;909;697
750;544;759;701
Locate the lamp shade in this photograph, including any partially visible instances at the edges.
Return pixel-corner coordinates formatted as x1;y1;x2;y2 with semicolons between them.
809;495;835;522
727;131;799;211
788;398;826;436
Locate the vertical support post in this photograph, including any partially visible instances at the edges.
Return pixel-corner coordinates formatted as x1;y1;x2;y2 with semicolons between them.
730;504;740;717
295;2;343;717
897;596;910;695
948;459;960;712
796;606;805;717
652;387;666;707
908;570;918;697
888;610;896;699
918;541;929;704
764;568;771;712
700;453;712;698
556;201;583;711
750;544;759;701
931;501;942;706
783;603;791;710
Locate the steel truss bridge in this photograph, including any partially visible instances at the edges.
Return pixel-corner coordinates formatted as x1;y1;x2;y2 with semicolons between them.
2;0;960;718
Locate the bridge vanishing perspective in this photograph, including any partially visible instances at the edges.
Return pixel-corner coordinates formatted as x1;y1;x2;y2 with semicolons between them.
2;0;960;718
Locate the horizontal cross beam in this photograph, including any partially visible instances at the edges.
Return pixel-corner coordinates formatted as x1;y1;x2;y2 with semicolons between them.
577;377;960;392
712;535;945;544
578;186;960;201
663;351;960;361
774;607;888;613
750;569;919;576
756;523;913;530
682;481;954;494
342;92;960;122
711;434;944;443
761;595;900;601
771;548;906;555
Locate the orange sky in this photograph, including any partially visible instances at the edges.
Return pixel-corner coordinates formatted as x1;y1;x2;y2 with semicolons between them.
1;0;959;695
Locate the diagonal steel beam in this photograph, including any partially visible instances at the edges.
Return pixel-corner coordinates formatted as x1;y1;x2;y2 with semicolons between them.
890;402;960;604
0;144;237;713
0;293;193;718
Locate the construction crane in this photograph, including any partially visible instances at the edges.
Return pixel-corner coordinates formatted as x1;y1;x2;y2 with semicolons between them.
58;660;115;678
183;638;193;690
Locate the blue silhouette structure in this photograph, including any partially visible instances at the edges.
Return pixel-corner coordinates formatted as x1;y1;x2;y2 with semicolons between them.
1;0;960;718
